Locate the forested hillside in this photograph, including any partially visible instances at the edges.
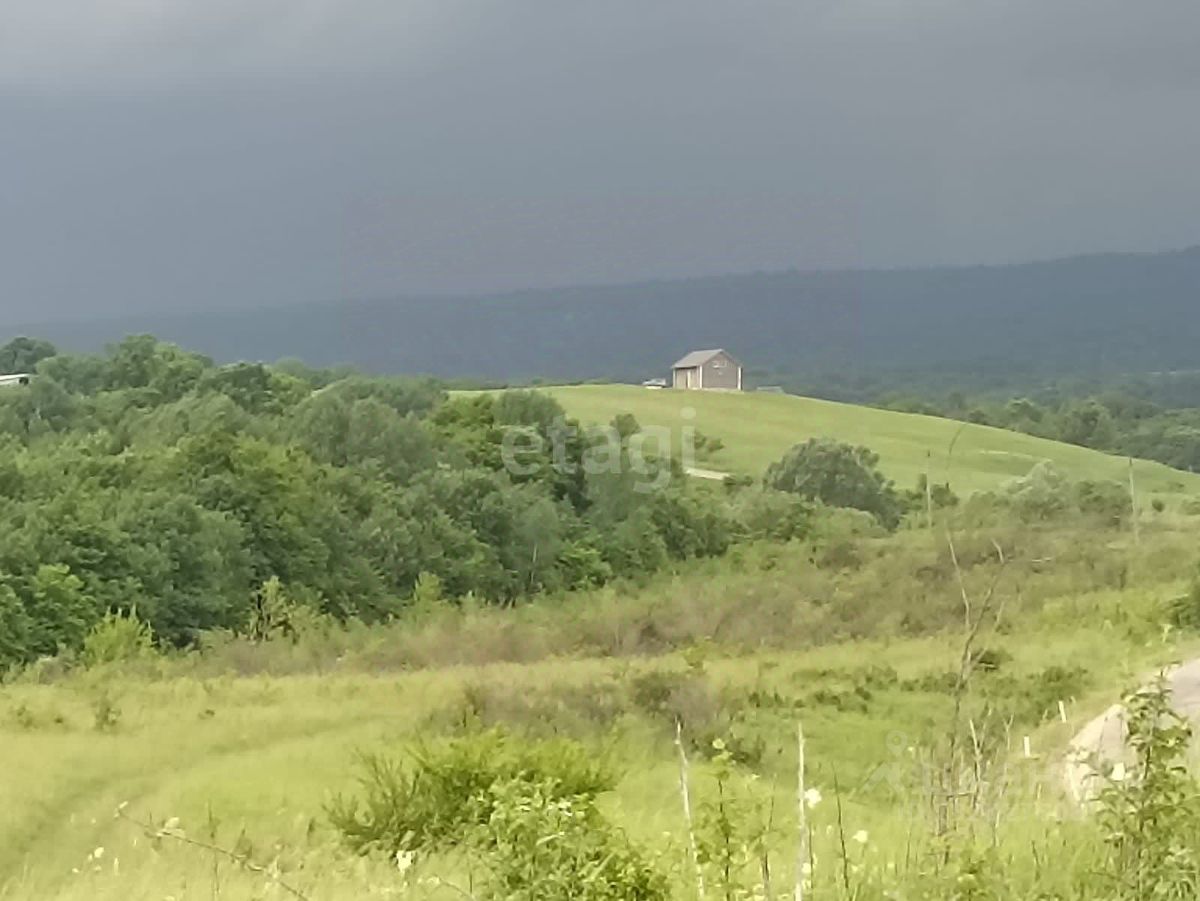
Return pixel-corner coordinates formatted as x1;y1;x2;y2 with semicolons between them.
5;330;1190;674
9;246;1200;398
0;336;759;667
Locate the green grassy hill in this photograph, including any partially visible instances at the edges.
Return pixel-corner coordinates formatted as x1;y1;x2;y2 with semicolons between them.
544;385;1200;496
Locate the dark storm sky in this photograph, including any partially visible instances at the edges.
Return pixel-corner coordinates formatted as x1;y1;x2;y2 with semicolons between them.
2;0;1199;323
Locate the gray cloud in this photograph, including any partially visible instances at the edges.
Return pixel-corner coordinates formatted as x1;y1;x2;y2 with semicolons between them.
2;0;1199;322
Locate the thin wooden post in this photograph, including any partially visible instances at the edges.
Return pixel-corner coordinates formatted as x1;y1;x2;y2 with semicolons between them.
925;452;935;532
676;720;706;901
795;722;807;901
1128;458;1140;545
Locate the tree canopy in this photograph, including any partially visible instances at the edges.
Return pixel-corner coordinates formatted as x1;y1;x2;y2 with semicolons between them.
764;438;903;529
0;335;752;667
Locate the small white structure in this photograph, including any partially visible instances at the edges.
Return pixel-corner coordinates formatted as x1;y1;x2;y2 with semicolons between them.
0;374;32;389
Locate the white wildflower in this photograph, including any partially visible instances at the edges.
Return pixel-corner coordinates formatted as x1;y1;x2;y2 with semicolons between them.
395;849;415;875
90;847;105;861
804;787;823;809
853;829;869;845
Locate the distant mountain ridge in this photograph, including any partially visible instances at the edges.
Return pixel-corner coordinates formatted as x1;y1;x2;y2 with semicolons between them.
7;245;1200;391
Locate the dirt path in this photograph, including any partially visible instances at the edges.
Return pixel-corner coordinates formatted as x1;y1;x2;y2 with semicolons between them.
0;710;384;895
685;466;729;481
1065;659;1200;803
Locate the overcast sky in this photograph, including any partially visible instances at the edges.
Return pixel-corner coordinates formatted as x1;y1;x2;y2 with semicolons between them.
2;0;1199;322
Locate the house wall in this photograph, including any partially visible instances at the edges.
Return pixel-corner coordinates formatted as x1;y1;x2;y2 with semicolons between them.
672;355;741;390
673;366;698;389
699;352;740;390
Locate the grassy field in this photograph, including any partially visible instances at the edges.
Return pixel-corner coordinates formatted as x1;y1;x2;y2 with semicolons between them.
541;385;1200;496
0;614;1183;900
2;523;1196;899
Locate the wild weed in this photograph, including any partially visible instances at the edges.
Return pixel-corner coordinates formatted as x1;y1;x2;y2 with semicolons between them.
1095;676;1200;899
477;778;670;901
81;609;156;668
90;689;121;731
694;738;774;901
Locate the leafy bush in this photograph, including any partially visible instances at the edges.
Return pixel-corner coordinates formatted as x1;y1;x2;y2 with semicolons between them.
695;740;773;901
979;664;1091;727
765;438;903;529
906;474;960;513
1002;461;1072;522
453;677;628;735
81;609;156;667
329;730;666;901
1075;479;1132;526
730;488;813;542
1168;564;1200;629
328;729;616;856
1096;677;1200;899
478;778;669;901
626;668;722;736
1000;462;1131;527
692;429;725;461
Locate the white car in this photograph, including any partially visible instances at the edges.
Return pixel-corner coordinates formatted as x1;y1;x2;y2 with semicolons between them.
641;378;667;389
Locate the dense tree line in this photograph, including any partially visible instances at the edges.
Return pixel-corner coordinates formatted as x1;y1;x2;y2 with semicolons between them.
881;386;1200;473
0;335;768;666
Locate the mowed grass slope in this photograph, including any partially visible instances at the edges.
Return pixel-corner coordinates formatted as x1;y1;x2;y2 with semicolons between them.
545;384;1200;496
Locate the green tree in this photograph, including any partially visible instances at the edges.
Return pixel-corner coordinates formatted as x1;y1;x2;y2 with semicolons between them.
105;335;210;399
1002;461;1071;522
0;375;78;439
0;584;32;666
23;564;98;658
1059;399;1117;449
0;336;57;374
765;438;903;529
81;609;156;666
199;362;307;414
291;393;434;484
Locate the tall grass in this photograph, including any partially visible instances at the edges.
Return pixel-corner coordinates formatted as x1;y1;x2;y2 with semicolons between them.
55;519;1186;682
2;519;1197;899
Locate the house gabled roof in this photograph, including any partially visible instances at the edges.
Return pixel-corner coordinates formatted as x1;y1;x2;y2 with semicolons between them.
672;349;738;369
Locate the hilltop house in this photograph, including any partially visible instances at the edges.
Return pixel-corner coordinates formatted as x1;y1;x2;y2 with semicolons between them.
671;349;742;391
